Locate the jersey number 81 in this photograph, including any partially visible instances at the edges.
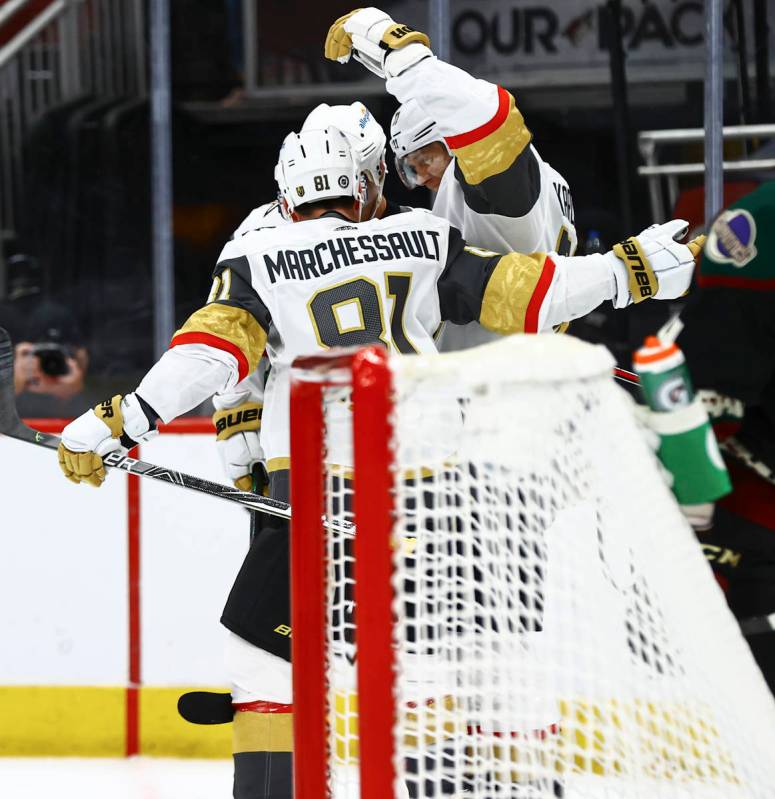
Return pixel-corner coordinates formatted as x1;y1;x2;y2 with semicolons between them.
307;274;417;354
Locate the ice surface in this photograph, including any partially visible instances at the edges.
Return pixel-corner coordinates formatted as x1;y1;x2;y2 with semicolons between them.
0;757;232;799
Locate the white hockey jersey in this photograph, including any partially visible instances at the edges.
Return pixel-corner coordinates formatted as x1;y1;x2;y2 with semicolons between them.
386;55;577;348
215;200;289;416
215;198;409;419
136;209;618;472
231;201;287;239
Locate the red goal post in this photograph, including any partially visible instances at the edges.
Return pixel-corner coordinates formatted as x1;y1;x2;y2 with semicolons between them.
289;335;775;799
290;346;396;799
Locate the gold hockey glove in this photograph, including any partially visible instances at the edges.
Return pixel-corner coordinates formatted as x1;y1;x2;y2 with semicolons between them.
325;7;430;79
59;394;158;487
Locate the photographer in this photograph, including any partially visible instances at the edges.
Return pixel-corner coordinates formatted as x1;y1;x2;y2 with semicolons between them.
0;253;98;418
11;301;93;418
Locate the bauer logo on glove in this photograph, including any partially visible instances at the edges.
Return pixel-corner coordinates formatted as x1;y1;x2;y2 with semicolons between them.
607;220;705;308
213;404;262;440
212;401;264;490
614;237;657;302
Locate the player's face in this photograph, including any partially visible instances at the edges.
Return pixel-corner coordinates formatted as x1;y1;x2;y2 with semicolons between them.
398;142;451;192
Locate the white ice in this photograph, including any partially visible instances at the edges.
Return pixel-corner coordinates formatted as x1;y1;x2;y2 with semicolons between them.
0;757;232;799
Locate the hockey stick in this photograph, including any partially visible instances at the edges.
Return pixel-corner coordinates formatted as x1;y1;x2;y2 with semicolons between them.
613;366;640;387
0;327;354;533
1;321;630;532
249;462;269;544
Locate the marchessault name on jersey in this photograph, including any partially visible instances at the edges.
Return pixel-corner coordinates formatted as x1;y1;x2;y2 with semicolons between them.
264;229;442;284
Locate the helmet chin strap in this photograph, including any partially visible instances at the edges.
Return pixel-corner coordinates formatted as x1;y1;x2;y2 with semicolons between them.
356;173;368;222
368;186;385;220
278;193;293;221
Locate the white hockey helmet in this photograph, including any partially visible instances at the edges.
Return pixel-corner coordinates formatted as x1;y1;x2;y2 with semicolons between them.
274;127;362;215
390;98;451;189
302;101;387;190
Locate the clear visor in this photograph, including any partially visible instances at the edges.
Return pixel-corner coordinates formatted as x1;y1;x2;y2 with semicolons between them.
394;146;448;190
395;154;420;189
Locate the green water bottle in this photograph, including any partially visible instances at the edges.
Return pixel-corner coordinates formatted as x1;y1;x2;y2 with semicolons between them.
633;336;731;506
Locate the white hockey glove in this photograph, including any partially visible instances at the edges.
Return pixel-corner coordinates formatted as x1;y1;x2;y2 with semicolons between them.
58;393;158;487
324;7;431;79
607;220;705;308
212;401;264;492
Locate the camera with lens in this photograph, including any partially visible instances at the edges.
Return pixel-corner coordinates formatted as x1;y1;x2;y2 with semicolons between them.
32;343;71;377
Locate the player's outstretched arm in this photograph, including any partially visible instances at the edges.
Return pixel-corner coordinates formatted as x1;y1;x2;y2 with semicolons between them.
440;221;704;334
325;8;547;219
58;256;270;487
56;343;256;488
539;220;704;328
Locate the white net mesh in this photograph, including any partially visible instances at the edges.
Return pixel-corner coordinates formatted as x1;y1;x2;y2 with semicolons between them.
318;335;775;799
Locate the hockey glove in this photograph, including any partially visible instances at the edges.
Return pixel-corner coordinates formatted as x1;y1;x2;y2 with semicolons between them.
608;219;705;308
212;401;264;492
58;393;159;487
325;7;431;79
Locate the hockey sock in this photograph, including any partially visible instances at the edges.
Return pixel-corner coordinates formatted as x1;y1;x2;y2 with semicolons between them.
232;701;293;799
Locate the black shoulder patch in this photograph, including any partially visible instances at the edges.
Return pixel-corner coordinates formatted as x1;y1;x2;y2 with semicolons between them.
454;145;541;219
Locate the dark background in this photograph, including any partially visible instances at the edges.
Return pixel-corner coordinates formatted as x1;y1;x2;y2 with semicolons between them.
2;0;772;410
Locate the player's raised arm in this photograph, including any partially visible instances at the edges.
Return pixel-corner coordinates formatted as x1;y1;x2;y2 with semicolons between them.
324;7;554;229
440;221;704;334
57;252;270;487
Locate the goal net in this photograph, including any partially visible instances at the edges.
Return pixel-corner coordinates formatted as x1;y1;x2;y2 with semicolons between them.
288;334;775;799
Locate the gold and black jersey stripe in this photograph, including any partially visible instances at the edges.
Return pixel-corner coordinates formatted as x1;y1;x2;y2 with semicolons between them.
170;255;270;382
438;227;555;335
445;86;540;219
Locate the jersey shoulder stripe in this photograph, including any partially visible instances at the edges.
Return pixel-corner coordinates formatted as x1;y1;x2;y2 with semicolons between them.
444;87;531;186
171;305;266;382
171;255;270;381
445;85;512;149
479;251;552;334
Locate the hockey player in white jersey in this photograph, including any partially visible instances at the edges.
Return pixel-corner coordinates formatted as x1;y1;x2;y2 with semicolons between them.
325;7;578;351
213;100;416;494
57;124;701;797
